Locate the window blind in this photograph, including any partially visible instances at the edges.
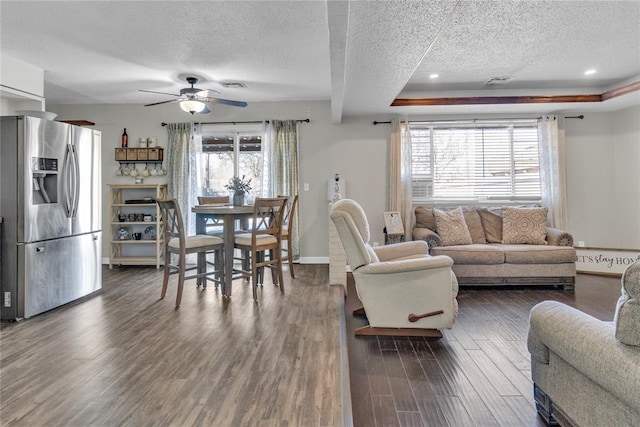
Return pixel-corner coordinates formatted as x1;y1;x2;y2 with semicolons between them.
410;120;541;204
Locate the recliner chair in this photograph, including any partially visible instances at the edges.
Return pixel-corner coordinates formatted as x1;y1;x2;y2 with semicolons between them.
330;199;458;337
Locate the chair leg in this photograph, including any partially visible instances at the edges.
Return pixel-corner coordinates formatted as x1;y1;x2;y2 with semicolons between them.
161;251;170;299
197;252;206;289
269;249;277;285
251;250;259;301
215;248;223;289
242;249;251;281
287;235;295;278
276;252;285;294
176;253;186;307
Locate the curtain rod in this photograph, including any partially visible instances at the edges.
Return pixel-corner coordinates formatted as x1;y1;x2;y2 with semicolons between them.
161;118;310;127
372;115;584;125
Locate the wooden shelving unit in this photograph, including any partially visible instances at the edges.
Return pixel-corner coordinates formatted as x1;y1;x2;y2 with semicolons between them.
109;184;167;269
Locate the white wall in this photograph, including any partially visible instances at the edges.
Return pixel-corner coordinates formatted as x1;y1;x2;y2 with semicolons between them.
49;101;640;264
49;101;394;263
565;105;640;250
612;106;640;249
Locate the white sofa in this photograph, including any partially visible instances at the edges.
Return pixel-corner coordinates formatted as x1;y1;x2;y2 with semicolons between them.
527;260;640;426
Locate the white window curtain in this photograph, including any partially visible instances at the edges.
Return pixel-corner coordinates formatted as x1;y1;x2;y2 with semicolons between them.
390;118;413;241
260;121;273;197
166;122;202;236
538;115;568;229
264;119;299;260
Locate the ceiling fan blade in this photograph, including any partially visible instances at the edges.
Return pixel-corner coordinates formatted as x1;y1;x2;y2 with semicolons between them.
207;97;248;108
139;89;180;97
196;89;221;98
144;99;178;107
200;105;211;114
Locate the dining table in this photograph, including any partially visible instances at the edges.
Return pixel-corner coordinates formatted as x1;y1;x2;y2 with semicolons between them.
192;204;254;297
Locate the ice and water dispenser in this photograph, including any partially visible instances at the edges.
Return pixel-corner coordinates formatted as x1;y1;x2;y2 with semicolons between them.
31;157;58;204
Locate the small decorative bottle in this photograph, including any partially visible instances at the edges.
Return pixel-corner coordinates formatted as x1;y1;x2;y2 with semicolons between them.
122;128;128;148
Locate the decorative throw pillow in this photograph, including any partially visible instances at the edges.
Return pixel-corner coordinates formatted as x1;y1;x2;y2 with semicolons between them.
462;207;487;244
502;206;548;245
433;207;473;246
414;206;436;231
614;260;640;346
478;207;503;243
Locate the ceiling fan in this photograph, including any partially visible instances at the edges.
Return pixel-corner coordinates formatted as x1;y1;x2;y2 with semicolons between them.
140;76;247;114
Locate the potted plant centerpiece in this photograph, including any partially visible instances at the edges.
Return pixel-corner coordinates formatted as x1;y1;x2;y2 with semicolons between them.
225;175;252;206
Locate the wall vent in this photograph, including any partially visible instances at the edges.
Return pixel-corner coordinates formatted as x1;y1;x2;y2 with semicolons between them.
484;76;513;86
220;81;247;89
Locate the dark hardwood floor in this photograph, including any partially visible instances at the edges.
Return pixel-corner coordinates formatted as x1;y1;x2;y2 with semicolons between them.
1;264;347;426
345;273;622;427
1;264;623;427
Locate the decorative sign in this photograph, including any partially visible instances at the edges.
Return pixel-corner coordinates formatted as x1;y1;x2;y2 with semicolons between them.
575;248;640;275
383;211;404;235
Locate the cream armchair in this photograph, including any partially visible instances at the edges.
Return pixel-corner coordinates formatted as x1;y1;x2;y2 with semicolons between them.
330;199;458;337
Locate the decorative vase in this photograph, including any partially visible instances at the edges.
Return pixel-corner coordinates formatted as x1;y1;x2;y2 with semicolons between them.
233;191;245;206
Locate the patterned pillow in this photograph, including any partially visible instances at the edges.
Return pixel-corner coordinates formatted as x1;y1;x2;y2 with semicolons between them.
433;207;473;246
502;206;548;245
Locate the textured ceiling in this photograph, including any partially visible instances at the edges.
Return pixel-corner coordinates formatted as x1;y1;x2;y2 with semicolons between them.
1;1;639;122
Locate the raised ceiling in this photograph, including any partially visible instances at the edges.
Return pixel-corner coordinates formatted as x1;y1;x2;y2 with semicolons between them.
1;1;639;123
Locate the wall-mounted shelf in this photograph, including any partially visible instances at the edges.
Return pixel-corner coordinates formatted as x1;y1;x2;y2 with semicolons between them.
115;147;164;163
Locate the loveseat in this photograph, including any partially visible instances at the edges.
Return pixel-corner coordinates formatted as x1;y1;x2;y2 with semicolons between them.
527;260;640;426
412;206;576;289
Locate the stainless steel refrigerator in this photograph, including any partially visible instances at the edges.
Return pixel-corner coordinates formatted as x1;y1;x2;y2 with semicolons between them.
0;115;102;320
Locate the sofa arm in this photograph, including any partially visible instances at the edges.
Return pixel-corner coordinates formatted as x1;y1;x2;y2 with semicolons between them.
546;227;574;246
528;301;640;413
412;227;442;248
373;240;428;261
357;255;453;275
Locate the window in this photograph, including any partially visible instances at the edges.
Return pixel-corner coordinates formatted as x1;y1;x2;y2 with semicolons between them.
198;124;264;200
410;120;541;204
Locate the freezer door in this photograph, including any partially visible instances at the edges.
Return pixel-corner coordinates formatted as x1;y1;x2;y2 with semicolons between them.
21;116;73;243
71;127;101;234
21;232;102;319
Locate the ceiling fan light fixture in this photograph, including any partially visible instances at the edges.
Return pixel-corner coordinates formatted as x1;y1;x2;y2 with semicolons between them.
180;99;206;114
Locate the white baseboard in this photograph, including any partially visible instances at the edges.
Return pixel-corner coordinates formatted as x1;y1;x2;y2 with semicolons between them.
298;257;329;264
104;257;333;266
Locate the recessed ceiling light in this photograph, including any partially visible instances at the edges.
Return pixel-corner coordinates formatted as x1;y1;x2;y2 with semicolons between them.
429;73;439;79
584;69;596;75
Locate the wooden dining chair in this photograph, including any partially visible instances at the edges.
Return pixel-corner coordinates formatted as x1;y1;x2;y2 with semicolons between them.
279;194;298;278
157;199;224;307
233;197;287;301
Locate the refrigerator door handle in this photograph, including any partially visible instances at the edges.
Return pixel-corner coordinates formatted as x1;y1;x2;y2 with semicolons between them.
70;144;80;217
63;144;73;217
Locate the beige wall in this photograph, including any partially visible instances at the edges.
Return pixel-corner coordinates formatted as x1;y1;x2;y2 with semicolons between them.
565;106;640;250
50;101;395;263
49;101;640;264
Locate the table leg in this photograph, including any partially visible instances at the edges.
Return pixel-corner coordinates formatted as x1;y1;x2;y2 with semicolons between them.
195;214;207;287
222;215;235;297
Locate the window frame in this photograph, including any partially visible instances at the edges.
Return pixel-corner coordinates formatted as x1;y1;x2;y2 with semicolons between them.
409;119;542;206
199;124;264;198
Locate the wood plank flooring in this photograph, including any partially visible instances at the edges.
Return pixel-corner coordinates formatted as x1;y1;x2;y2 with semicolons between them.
1;264;347;426
345;273;622;427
